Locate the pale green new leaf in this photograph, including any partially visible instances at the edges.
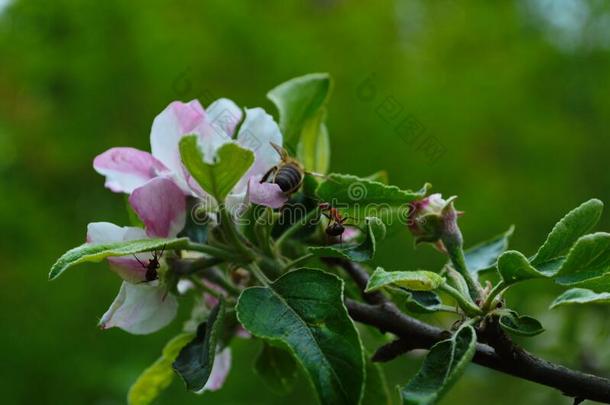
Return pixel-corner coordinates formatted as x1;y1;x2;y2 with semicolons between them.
496;250;547;285
365;267;444;292
308;217;386;262
400;325;477;405
179;135;254;202
464;226;514;274
550;288;610;308
297;109;331;174
236;268;365;405
365;170;389;184
127;333;194;405
531;199;603;265
267;73;333;147
49;237;190;280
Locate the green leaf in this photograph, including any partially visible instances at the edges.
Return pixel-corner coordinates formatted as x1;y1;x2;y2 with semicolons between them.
498;310;544;337
550;288;610;308
297;109;331;174
179;135;254;202
173;298;226;391
254;342;299;395
531;199;603;265
316;173;429;206
400;325;477;405
402;290;443;314
308;217;386;262
464;226;514;274
363;357;391;405
496;250;547;285
236;268;365;405
49;237;189;281
554;233;610;284
267;73;333;148
365;170;389;184
365;267;444;292
127;333;194;405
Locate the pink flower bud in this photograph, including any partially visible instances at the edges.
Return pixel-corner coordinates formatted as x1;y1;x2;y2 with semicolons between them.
407;193;463;251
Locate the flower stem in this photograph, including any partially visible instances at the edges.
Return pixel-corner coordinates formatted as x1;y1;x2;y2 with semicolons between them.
281;253;315;273
442;233;484;302
275;207;320;249
219;205;254;260
439;282;483;317
248;262;271;286
481;280;507;313
184;241;238;261
190;275;223;299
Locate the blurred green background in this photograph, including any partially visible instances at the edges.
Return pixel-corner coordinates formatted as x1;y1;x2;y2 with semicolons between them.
2;0;610;403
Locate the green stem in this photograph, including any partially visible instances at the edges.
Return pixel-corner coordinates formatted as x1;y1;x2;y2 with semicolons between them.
281;253;314;273
184;241;238;261
442;234;483;301
254;207;276;258
190;275;223;299
275;207;320;249
481;281;508;313
248;262;271;286
219;205;253;260
440;282;483;317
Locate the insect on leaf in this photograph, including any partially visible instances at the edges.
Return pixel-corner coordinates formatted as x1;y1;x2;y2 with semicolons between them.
308;217;386;262
49;237;190;280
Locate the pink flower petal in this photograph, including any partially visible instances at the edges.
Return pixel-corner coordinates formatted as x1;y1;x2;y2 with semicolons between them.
150;100;206;178
99;282;178;335
247;176;288;209
129;177;186;238
93;147;168;193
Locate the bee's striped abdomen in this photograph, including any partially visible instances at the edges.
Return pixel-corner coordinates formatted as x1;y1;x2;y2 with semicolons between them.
274;163;303;193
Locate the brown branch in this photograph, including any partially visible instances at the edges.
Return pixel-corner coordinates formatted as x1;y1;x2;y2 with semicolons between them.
340;261;610;404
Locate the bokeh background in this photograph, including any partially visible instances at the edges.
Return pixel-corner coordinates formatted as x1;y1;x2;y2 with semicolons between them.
2;0;610;403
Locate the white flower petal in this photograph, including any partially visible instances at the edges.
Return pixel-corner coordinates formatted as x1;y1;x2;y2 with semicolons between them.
196;348;232;393
86;222;151;282
99;282;177;335
207;98;243;137
236;108;283;184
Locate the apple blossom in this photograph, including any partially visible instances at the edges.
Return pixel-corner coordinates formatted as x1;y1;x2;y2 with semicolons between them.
93;98;288;211
87;177;185;334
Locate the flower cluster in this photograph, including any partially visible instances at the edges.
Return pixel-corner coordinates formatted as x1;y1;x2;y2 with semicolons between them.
88;98;287;391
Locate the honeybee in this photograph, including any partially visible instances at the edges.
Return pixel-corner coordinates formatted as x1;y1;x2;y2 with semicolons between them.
261;143;305;194
133;245;166;282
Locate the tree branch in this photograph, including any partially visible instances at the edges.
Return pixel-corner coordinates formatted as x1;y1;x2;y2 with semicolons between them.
340;261;610;404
